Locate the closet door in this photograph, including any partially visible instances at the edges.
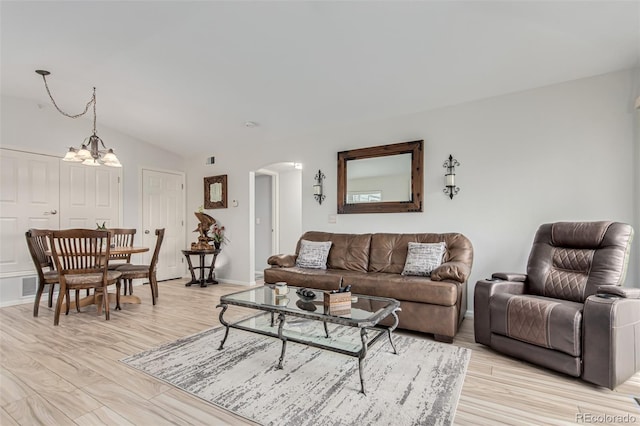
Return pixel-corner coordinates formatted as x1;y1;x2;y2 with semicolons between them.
59;162;122;229
0;149;59;275
142;168;184;281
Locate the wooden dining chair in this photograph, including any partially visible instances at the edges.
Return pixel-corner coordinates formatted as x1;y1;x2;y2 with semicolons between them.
107;228;136;294
49;229;122;325
25;229;59;317
116;229;165;305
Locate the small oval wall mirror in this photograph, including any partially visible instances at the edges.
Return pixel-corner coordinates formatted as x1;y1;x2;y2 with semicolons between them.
337;140;423;214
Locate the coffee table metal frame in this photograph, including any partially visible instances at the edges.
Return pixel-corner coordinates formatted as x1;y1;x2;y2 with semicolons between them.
216;286;401;394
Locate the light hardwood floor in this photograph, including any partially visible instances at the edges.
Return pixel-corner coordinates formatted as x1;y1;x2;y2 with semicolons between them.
1;279;638;425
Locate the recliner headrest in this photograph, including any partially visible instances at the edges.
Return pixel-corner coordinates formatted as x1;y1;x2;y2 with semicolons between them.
551;221;612;249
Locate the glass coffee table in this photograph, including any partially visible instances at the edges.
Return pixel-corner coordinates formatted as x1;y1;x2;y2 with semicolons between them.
216;285;401;394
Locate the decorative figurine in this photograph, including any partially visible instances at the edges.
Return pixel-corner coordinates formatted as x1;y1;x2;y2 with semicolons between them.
192;212;216;250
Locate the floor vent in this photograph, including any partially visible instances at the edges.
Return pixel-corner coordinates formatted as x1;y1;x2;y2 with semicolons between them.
22;276;43;297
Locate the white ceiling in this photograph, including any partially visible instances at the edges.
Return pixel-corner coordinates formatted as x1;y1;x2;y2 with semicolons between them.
1;1;638;157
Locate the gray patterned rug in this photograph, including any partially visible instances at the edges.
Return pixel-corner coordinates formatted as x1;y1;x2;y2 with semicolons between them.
121;318;470;426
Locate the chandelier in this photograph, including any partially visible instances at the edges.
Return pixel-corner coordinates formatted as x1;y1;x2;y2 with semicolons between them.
35;70;121;167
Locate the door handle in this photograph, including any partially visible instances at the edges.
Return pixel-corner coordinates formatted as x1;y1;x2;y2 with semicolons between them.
43;210;58;215
145;230;150;234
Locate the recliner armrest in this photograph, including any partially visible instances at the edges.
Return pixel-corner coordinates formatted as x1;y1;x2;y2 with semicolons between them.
267;254;297;268
583;295;640;389
431;261;470;283
473;278;526;346
597;285;640;299
492;272;527;282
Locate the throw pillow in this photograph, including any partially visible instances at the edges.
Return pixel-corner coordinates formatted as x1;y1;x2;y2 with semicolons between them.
401;242;447;277
296;240;332;269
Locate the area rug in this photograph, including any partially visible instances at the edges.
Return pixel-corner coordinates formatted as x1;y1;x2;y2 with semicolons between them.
121;317;471;426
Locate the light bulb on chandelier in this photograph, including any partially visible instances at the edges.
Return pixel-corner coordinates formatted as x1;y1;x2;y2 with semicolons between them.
35;70;121;168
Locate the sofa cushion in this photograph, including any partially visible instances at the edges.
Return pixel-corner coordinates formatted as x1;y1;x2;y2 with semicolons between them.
265;267;460;307
346;272;459;306
264;267;344;291
369;233;473;276
401;242;446;277
295;240;332;269
490;293;583;357
297;232;372;272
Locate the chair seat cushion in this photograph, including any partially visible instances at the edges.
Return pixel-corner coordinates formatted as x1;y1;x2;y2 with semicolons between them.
64;271;122;286
490;293;583;357
108;263;126;270
116;264;150;273
43;271;59;283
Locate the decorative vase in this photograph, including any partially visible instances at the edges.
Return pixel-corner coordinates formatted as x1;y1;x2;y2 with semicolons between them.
214;241;221;250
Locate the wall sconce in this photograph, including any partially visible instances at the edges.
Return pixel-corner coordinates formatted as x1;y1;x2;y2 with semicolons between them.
313;169;325;205
443;154;460;199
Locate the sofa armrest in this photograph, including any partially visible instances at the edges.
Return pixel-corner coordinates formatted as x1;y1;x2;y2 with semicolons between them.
267;254;297;268
473;278;526;345
492;272;527;282
597;285;640;299
583;295;640;389
431;261;470;283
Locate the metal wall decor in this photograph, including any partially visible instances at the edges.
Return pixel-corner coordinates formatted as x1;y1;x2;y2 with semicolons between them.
443;154;460;199
313;169;325;205
35;70;121;167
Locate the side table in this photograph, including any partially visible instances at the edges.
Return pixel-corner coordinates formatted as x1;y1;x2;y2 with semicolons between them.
182;248;221;287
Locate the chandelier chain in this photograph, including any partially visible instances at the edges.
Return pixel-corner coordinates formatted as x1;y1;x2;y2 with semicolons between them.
39;74;96;122
36;69;120;167
92;88;97;135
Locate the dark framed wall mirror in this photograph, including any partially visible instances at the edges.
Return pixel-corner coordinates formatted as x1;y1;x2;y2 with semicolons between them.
337;140;423;214
204;174;228;209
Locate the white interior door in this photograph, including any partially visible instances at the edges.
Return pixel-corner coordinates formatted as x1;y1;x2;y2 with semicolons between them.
142;169;184;281
59;162;122;229
0;149;60;275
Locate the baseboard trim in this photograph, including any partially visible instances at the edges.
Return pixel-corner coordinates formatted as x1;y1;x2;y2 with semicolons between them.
216;278;253;286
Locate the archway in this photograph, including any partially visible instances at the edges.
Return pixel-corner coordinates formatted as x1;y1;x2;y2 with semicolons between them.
249;162;302;283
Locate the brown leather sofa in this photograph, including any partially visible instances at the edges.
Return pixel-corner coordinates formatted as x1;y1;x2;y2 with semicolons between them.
264;231;474;342
474;221;637;389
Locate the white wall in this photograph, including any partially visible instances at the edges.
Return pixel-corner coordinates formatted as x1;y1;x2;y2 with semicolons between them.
186;69;639;315
278;168;302;254
254;174;272;272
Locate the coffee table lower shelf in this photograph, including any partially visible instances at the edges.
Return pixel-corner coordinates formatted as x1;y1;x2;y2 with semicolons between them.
215;308;399;394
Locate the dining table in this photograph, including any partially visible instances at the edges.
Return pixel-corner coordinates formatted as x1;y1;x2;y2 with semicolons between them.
46;246;150;310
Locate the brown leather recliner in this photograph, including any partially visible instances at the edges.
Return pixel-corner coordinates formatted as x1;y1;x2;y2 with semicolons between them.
474;221;637;389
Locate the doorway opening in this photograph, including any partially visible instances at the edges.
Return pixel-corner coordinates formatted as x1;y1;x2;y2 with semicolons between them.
250;162;302;283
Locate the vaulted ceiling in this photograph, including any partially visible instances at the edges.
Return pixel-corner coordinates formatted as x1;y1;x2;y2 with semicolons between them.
2;1;638;157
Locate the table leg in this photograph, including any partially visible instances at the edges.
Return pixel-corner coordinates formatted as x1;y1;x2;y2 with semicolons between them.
358;328;369;395
199;254;207;287
184;254;197;286
90;293;141;310
207;254;218;284
277;313;287;369
323;321;329;338
386;308;400;354
217;304;230;350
